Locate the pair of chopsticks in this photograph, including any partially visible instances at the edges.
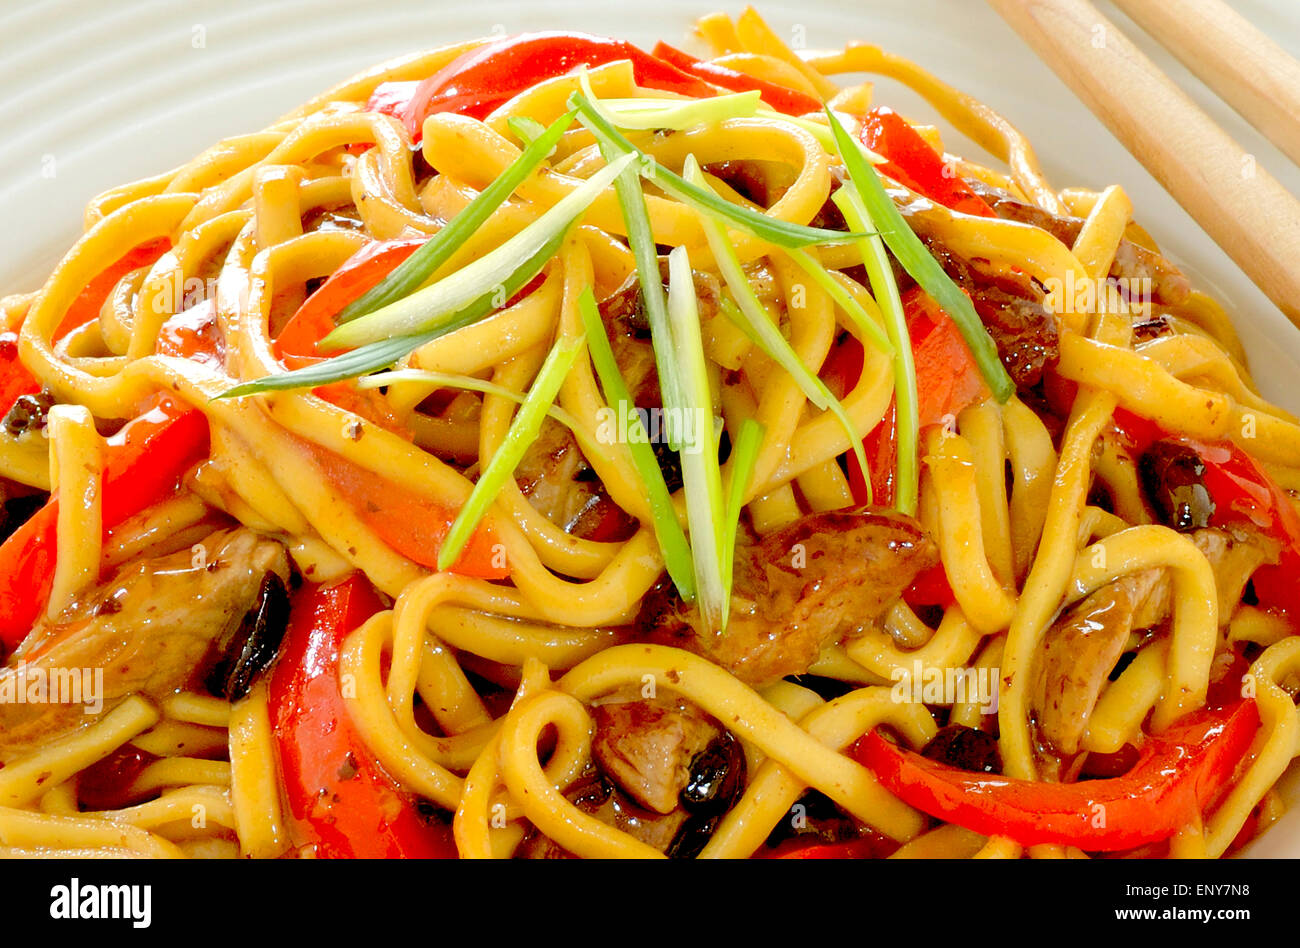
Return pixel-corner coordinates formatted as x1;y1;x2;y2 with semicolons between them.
985;0;1300;327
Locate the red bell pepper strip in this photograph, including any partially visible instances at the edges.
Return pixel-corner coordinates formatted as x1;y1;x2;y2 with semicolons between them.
859;108;995;218
298;439;508;579
396;31;719;137
54;237;172;342
1113;408;1300;618
825;286;989;511
0;331;40;418
825;289;988;605
853;699;1260;851
269;237;508;579
0;397;210;652
274;237;427;371
365;80;421;119
267;574;459;858
904;561;956;609
650;41;822;116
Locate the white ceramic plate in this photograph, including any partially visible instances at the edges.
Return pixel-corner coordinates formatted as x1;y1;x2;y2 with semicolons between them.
3;0;1299;856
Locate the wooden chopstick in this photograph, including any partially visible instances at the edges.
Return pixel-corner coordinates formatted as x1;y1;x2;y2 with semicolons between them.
1110;0;1300;169
985;0;1300;327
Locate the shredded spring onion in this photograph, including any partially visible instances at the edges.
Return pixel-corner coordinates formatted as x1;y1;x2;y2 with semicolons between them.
784;246;893;355
721;417;763;621
577;289;695;601
824;109;1013;403
506;115;549;148
323;151;635;350
593;89;763;130
684;155;871;491
575;72;687;448
217;236;562;398
436;334;586;572
568;91;867;250
337;109;578;326
665;245;728;633
833;187;919;515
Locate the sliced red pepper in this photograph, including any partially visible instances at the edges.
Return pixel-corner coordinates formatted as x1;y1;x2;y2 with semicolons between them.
155;298;225;368
825;287;988;516
365;80;421;119
650;42;822;116
907;287;991;426
0;397;210;651
0;331;40;418
55;237;172;342
267;574;459;858
853;699;1260;851
1113;408;1300;619
298;439;507;579
274;237;427;371
397;31;719;137
903;561;956;609
859;107;995;218
269;237;507;580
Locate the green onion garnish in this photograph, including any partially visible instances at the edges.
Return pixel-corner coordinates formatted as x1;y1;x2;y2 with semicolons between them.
753;107;886;158
506;115;550;149
324;151;635;350
357;368;589;444
784;246;893;355
833;187;919;516
578;289;695;601
665;245;728;633
594;89;763;130
337;108;578;326
217;235;562;398
436;334;586;572
568;91;867;250
684;155;871;492
721;417;763;622
575;72;686;449
824;109;1013;402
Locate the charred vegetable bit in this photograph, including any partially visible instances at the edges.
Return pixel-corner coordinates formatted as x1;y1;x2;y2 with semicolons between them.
679;731;746;816
2;391;53;437
205;571;292;702
0;494;45;547
921;725;1001;774
1140;439;1216;532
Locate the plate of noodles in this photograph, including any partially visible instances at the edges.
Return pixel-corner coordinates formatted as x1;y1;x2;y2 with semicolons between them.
2;1;1300;860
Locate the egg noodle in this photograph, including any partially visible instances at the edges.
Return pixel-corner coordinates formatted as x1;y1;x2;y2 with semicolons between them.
1;7;1298;860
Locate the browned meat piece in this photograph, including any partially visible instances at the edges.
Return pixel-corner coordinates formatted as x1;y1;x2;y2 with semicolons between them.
964;179;1192;307
638;507;939;686
591;698;721;814
971;289;1058;391
1126;527;1276;631
1033;574;1149;756
1190;527;1279;622
1033;526;1277;755
0;528;290;762
905;221;1059;390
514;418;635;541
